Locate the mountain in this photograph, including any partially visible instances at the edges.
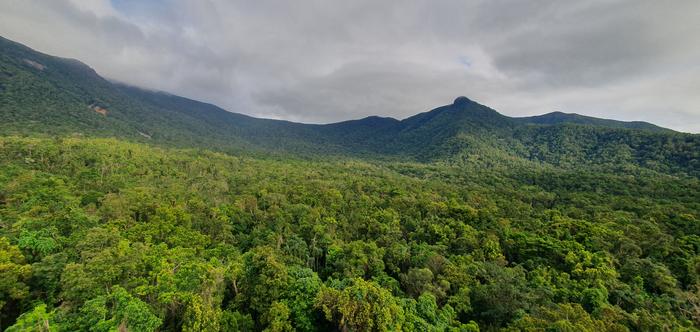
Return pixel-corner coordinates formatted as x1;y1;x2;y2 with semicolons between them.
1;35;699;176
516;111;668;132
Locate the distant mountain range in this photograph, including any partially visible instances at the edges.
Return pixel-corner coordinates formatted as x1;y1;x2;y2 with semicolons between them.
1;36;698;176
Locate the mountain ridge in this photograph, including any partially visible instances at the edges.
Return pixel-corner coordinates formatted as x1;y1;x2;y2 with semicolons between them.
0;35;673;133
1;35;699;177
516;111;668;132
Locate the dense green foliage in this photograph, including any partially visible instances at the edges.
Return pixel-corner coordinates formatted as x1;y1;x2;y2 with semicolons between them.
0;137;698;331
2;35;700;331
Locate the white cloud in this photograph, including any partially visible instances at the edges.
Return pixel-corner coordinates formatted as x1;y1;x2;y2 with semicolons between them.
68;0;119;17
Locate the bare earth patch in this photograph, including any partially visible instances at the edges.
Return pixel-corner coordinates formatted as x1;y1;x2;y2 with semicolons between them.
92;105;108;116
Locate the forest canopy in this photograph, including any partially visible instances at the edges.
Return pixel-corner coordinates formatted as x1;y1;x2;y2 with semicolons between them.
0;136;698;331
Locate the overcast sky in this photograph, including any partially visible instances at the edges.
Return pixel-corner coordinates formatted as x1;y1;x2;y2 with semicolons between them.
1;0;699;132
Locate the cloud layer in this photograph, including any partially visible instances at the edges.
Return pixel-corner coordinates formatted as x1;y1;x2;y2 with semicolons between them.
1;0;699;131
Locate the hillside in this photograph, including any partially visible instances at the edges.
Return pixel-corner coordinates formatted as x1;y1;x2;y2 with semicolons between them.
2;36;699;177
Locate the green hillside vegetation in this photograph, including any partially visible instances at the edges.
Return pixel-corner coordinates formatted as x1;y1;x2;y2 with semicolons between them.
1;36;700;331
2;36;699;177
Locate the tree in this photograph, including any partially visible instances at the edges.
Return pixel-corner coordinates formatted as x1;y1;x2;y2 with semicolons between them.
282;266;323;331
77;286;161;332
507;303;628;332
0;237;31;324
183;294;221;332
581;287;608;313
4;304;56;332
263;302;294;332
220;310;255;332
315;278;404;331
238;246;290;318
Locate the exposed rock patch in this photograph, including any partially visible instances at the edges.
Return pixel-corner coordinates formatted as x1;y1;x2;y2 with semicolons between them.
23;59;45;70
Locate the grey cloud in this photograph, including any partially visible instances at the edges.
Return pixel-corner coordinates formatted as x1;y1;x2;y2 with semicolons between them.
0;0;699;132
254;61;466;122
473;1;700;87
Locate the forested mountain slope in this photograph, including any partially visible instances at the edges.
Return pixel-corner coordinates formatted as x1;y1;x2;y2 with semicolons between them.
2;36;699;177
